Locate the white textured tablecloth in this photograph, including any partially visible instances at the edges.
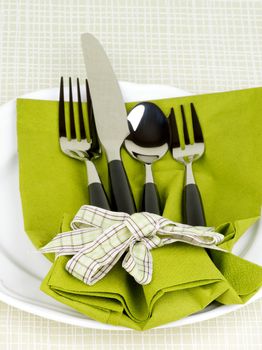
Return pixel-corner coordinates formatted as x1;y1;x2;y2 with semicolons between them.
0;0;262;349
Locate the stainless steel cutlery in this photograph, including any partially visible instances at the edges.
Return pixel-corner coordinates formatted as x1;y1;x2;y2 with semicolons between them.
168;103;206;226
81;33;136;214
59;76;110;210
59;78;206;223
58;33;206;224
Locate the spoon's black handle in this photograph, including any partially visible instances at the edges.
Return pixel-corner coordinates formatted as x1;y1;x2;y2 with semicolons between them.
143;183;161;215
88;182;111;210
183;184;206;226
108;160;136;214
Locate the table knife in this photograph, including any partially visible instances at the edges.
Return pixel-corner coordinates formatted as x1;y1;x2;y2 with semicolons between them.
81;33;136;214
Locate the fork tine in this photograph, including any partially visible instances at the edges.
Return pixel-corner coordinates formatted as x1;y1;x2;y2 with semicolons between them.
191;103;203;143
168;108;180;148
59;77;67;138
76;78;86;139
180;105;190;145
85;79;100;151
69;77;76;139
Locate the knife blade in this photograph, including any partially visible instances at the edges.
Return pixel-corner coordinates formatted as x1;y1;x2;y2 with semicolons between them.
81;33;136;214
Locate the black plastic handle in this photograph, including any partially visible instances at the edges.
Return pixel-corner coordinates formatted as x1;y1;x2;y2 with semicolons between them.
108;159;136;214
143;182;161;215
88;182;111;210
183;183;206;226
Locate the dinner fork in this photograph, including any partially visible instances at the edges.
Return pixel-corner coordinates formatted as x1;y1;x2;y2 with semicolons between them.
168;103;206;226
59;77;110;210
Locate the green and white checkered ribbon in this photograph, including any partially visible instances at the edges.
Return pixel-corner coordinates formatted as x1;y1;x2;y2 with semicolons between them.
40;205;225;285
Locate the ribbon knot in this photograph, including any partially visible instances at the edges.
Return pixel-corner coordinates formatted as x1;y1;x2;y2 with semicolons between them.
40;206;225;285
125;213;161;241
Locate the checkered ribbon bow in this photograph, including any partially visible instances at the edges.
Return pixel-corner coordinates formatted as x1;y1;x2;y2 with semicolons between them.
40;206;225;285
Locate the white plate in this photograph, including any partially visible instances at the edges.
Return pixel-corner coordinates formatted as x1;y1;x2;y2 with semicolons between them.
0;81;261;330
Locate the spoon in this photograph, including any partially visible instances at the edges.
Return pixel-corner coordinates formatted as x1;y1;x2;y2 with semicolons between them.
124;102;169;214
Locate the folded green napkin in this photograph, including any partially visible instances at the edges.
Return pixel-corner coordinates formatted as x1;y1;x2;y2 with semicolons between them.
16;87;262;330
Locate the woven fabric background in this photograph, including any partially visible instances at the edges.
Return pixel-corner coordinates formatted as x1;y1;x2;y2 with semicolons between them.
0;0;262;349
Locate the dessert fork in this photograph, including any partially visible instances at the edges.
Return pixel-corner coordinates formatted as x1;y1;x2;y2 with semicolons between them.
168;103;206;226
59;77;110;209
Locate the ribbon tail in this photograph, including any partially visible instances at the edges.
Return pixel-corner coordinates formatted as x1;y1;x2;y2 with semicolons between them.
158;225;225;249
65;223;131;285
122;241;153;285
66;248;125;285
39;227;102;258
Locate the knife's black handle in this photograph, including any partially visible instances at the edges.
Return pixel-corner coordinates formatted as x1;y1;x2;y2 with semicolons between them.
88;182;111;210
108;160;136;214
183;183;206;226
143;182;161;215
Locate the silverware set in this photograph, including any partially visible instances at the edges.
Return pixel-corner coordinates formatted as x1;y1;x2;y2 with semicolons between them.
58;33;206;226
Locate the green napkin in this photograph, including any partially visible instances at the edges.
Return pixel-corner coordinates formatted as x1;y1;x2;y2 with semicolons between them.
16;87;262;330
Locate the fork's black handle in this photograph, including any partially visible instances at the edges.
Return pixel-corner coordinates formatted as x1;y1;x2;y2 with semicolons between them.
88;183;111;210
183;184;206;226
108;160;136;214
143;183;161;215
